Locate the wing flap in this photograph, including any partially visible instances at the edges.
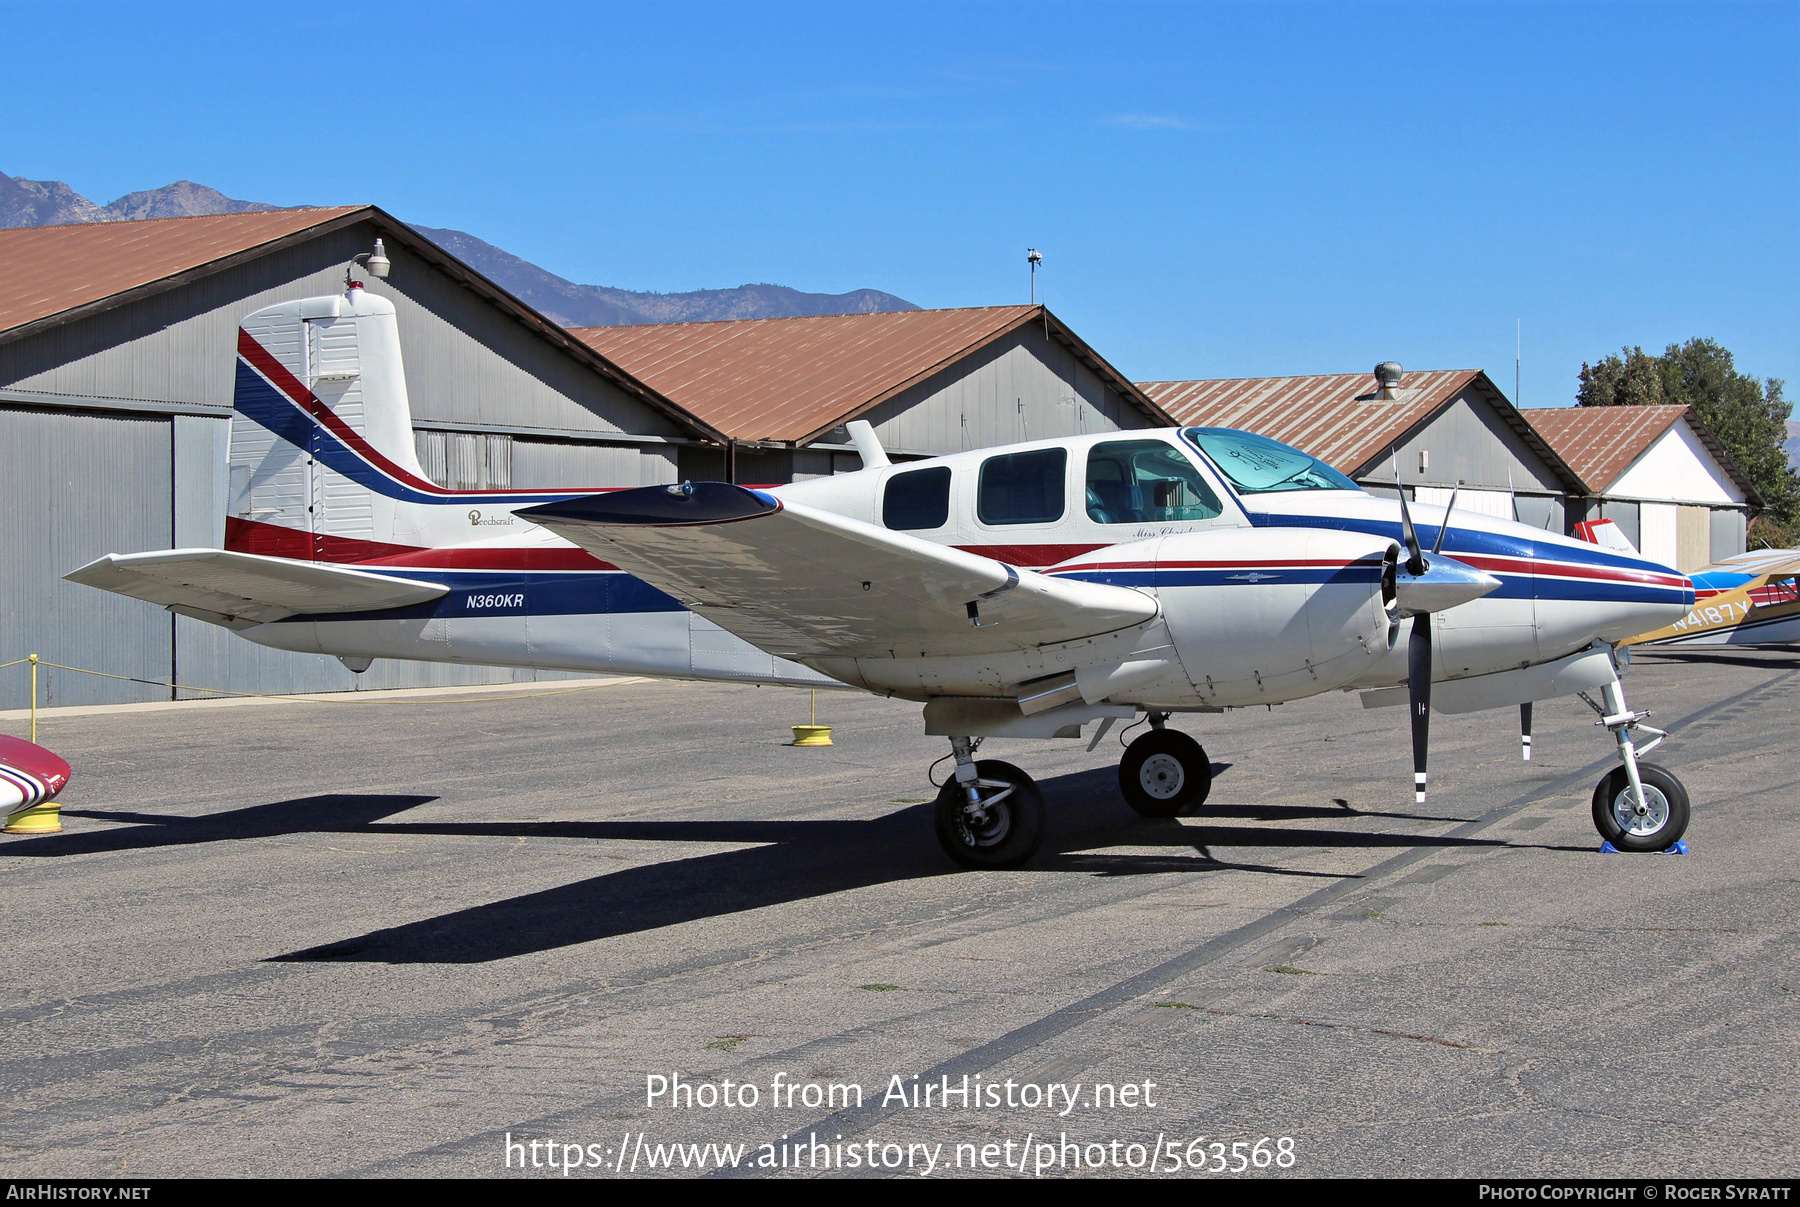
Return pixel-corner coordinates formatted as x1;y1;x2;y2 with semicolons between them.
519;483;1157;658
64;549;448;624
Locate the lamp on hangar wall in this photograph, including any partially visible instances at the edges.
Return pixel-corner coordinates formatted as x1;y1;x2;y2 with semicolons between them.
346;238;392;288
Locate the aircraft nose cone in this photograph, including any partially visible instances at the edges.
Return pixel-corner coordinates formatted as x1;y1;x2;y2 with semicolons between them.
1393;554;1504;615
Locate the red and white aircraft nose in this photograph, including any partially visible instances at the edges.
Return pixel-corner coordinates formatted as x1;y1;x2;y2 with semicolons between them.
1;735;72;827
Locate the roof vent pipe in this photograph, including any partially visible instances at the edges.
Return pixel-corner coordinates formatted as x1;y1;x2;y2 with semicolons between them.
1374;362;1404;400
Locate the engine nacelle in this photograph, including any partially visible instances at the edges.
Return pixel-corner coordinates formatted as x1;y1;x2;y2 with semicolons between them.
1060;527;1397;707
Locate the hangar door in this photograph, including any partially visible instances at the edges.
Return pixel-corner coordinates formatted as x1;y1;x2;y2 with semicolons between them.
0;407;174;707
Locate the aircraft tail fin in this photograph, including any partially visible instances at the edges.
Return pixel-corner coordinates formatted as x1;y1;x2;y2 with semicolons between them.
1572;518;1640;557
227;286;473;561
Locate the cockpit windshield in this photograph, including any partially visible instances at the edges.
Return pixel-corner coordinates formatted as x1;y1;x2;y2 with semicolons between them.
1180;427;1363;495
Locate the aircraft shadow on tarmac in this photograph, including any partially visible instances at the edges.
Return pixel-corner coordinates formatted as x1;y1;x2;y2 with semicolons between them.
18;768;1529;964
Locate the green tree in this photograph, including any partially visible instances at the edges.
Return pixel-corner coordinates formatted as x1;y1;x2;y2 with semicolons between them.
1577;346;1667;407
1578;338;1798;532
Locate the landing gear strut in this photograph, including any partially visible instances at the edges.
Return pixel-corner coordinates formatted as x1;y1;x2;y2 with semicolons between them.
1119;713;1212;818
933;736;1045;869
1583;663;1689;852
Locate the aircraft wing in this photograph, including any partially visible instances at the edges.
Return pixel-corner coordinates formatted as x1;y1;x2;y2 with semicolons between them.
519;484;1158;658
1698;549;1800;578
64;549;448;627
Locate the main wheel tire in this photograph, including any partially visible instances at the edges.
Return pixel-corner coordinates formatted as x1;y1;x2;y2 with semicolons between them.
1591;762;1689;852
1119;728;1212;818
934;759;1045;870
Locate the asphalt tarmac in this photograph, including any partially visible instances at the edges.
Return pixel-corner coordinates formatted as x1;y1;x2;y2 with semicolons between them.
1;648;1795;1179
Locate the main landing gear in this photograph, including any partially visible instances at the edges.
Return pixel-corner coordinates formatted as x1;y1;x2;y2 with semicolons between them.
934;736;1045;869
1119;712;1212;818
1582;666;1689;852
932;714;1216;869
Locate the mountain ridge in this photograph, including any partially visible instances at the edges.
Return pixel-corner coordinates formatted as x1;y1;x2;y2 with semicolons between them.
0;171;918;326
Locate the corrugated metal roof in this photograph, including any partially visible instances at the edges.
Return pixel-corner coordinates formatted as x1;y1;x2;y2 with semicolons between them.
1521;405;1688;492
1522;405;1759;503
572;305;1171;444
0;207;366;335
1140;370;1484;475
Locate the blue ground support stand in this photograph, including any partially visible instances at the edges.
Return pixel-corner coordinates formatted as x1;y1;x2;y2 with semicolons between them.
1599;839;1689;854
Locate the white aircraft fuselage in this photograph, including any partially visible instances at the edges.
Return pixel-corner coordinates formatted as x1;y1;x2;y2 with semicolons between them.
74;287;1693;718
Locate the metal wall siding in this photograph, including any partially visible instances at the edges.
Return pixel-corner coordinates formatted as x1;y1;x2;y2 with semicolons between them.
0;407;173;708
511;439;677;489
1600;500;1641;549
861;327;1144;457
1385;393;1566;492
1513;494;1566;535
173;415;229;548
1676;505;1711;573
1709;509;1747;564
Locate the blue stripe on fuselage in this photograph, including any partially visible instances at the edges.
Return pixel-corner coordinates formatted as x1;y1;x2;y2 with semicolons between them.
1243;511;1690;604
1243;510;1649;572
275;569;685;622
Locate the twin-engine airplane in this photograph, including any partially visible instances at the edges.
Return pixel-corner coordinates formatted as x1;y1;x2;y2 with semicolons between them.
68;287;1698;866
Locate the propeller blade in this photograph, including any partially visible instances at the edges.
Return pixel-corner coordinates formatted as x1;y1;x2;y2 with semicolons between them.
1432;487;1460;555
1520;701;1533;762
1409;611;1432;804
1391;453;1425;575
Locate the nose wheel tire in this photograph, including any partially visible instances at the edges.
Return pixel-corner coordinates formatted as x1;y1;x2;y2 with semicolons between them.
1591;762;1689;852
1119;728;1212;818
934;759;1045;870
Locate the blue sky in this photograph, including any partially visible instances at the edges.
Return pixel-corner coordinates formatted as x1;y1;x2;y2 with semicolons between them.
3;1;1793;405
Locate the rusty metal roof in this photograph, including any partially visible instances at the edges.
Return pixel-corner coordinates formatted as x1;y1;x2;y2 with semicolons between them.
1140;369;1579;491
0;207;723;442
0;207;367;336
572;305;1173;445
1522;405;1759;503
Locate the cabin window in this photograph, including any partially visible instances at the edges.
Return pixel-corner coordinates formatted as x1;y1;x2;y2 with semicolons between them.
883;466;952;530
978;448;1067;525
1084;440;1224;524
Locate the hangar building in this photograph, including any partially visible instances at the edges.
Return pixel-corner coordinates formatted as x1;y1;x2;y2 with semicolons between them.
0;208;720;707
573;305;1175;483
1140;367;1583;531
1523;404;1755;571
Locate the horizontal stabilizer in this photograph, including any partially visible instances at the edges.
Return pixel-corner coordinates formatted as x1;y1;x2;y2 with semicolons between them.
65;549;448;626
519;483;1159;659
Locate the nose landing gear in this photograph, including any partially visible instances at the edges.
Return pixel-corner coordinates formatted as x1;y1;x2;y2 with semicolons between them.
1582;665;1688;852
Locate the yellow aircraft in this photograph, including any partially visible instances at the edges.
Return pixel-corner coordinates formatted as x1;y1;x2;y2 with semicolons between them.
1622;549;1800;649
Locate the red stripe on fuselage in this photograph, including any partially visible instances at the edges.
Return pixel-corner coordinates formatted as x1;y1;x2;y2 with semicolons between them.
223;518;618;571
1052;556;1378;573
1458;553;1687;588
955;543;1106;567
